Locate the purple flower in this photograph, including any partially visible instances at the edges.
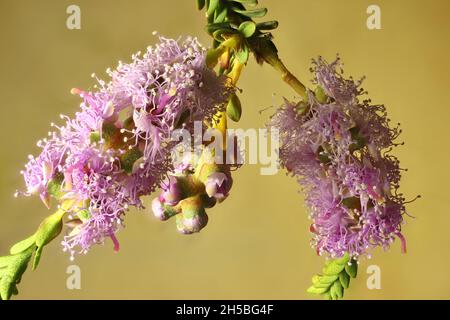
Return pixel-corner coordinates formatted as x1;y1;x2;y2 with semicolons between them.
18;36;231;258
269;56;408;259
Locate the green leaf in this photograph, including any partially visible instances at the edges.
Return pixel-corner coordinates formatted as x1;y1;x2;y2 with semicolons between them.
214;6;228;23
0;248;33;300
207;0;220;17
77;209;91;222
47;179;64;199
339;271;350;289
206;22;231;35
306;285;328;295
314;85;328;104
256;20;279;30
323;292;332;300
318;275;338;286
236;44;249;64
345;260;358;278
322;260;345;276
206;49;220;68
238;21;256;38
226;94;242;122
90;131;101;144
10;234;36;255
311;274;321;286
197;0;206;10
213;28;236;42
331;281;344;299
35;212;64;248
120;148;143;174
102;121;118;143
233;7;267;18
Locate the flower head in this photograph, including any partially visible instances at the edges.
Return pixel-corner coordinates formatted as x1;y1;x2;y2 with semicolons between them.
19;36;231;257
269;56;408;259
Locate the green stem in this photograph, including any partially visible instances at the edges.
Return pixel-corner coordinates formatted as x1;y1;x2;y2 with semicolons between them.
262;52;309;101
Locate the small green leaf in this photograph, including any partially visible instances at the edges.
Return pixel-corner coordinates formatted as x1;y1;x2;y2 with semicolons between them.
90;131;101;144
318;275;338;286
120;148;143;174
214;6;228;23
329;284;338;300
197;0;206;10
206;48;220;68
47;179;64;199
35;213;64;248
233;7;267;18
314;85;328;103
238;21;256;38
339;271;350;289
345;260;358;278
77;209;91;222
306;285;328;295
322;260;345;276
102;121;118;143
10;234;36;255
0;248;33;300
323;292;332;300
226;94;242;122
236;44;249;64
256;20;279;30
332;281;344;299
213;28;236;42
206;22;231;35
207;0;220;17
311;274;321;286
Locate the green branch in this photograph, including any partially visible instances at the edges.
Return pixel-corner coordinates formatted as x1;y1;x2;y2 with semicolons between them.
0;202;72;300
197;0;308;100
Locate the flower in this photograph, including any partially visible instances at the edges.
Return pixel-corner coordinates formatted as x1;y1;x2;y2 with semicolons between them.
269;56;408;259
18;36;231;258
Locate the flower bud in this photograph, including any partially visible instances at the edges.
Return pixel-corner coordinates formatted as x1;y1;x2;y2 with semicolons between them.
205;171;233;201
151;196;179;221
176;196;208;234
176;210;208;234
161;176;183;206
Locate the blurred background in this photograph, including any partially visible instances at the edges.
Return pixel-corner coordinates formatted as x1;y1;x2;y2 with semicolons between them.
0;0;449;299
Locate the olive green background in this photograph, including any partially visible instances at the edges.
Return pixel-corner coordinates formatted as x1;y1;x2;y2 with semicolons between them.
0;0;449;299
